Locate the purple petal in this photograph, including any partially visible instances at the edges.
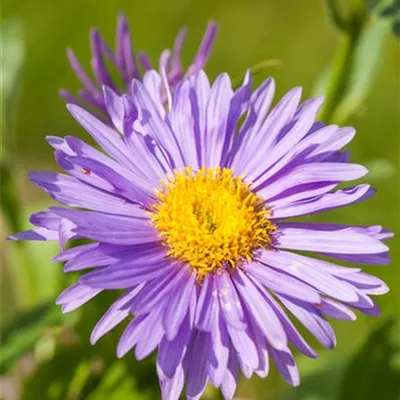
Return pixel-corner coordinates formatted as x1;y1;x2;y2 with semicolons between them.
80;259;170;289
276;223;388;255
307;126;356;161
246;262;321;303
131;80;184;169
226;322;259;369
46;135;74;154
56;283;102;313
220;71;252;166
63;242;163;272
59;89;80;106
186;331;210;398
279;296;336;349
186;21;218;76
30;210;61;230
117;305;164;359
66;156;151;204
64;135;145;185
116;314;147;357
163;269;196;340
66;48;98;94
67;104;141;172
195;274;217;331
127;265;189;314
124;129;170;183
159;366;185;400
168;79;201;168
90;29;117;90
220;348;238;400
247;124;339;188
229;78;275;167
135;308;165;360
233;269;288;350
158;313;191;379
208;301;230;386
339;271;389;293
233;87;302;176
142;70;166;117
258;162;368;201
272;184;374;219
115;13;138;82
29;171;145;214
54;243;98;263
49;207;157;246
103;86;125;132
58;218;76;249
7;228;59;241
265;292;317;358
203;73;234;167
90;287;142;344
216;270;246;329
269;346;300;386
247;97;324;183
319;299;356;321
260;250;359;302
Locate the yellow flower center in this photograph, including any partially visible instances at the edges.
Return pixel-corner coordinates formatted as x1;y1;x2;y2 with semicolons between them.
150;167;275;278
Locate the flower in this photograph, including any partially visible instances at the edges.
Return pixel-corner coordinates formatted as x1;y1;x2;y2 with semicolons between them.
60;13;217;122
10;70;392;400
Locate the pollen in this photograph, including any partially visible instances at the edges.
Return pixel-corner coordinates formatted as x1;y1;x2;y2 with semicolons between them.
150;167;275;278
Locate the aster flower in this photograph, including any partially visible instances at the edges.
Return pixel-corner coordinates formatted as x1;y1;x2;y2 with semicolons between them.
10;70;392;400
60;13;217;120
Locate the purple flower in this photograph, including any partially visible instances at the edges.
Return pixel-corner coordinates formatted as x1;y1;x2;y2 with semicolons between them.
60;13;217;122
10;70;392;399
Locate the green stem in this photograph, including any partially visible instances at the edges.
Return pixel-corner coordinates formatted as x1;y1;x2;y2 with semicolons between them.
319;9;366;123
324;0;349;31
1;162;24;234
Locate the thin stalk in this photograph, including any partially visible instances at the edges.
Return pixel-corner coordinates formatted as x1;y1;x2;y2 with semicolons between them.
319;9;366;123
324;0;349;31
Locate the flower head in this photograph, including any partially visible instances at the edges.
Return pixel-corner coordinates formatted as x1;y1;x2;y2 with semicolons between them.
60;13;217;122
11;69;392;399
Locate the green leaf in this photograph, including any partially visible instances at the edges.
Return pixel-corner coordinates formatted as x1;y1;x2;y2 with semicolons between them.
313;13;390;124
380;1;400;17
0;19;24;155
85;360;158;400
1;162;25;239
21;345;88;400
393;17;400;35
338;318;400;400
331;17;390;123
0;302;69;373
0;19;24;108
324;0;349;31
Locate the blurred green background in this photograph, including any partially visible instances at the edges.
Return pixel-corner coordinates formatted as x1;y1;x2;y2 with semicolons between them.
1;0;399;399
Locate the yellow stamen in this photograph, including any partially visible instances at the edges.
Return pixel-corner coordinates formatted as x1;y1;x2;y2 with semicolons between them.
150;167;275;279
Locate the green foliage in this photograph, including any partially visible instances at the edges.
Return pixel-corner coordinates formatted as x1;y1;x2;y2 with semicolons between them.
330;17;390;123
86;361;156;400
0;19;24;121
315;4;391;124
1;19;25;232
0;303;67;374
339;319;400;400
21;346;88;400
